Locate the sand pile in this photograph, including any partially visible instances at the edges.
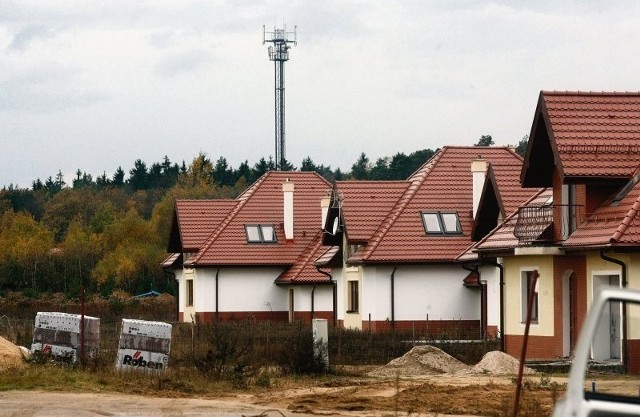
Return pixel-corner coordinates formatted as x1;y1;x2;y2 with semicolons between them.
369;345;470;377
467;351;536;375
0;336;27;372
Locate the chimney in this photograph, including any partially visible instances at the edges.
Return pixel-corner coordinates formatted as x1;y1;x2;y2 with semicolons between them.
283;179;294;240
321;195;331;229
471;156;488;219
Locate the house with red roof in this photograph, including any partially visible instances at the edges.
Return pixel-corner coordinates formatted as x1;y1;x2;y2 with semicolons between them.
320;146;538;337
473;91;640;372
163;171;334;323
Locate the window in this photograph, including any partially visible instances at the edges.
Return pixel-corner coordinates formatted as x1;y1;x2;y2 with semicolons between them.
421;211;462;234
347;281;359;313
245;225;277;243
186;279;194;307
521;270;539;323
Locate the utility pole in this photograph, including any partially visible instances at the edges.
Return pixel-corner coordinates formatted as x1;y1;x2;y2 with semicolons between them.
263;25;297;170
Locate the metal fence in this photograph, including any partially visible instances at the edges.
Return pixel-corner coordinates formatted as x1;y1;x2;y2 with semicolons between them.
0;316;498;370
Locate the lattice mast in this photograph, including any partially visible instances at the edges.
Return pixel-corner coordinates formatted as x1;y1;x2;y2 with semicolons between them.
263;25;297;170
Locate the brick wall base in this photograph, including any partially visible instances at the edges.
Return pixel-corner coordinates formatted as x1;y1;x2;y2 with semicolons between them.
362;319;481;338
504;334;562;361
179;311;334;324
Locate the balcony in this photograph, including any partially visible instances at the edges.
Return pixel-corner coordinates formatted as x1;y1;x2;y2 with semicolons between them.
514;204;584;244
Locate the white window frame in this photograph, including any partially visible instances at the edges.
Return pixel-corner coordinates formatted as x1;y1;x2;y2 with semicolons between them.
245;224;277;243
421;211;462;235
347;280;359;313
186;279;194;307
520;269;539;324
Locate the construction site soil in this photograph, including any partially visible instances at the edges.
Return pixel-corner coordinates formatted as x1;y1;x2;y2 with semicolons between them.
0;338;633;417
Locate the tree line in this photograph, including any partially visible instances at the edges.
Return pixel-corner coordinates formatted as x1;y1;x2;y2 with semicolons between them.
0;147;453;298
0;135;528;298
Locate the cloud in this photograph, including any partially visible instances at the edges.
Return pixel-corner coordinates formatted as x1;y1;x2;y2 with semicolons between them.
0;66;108;112
153;49;213;77
8;24;56;51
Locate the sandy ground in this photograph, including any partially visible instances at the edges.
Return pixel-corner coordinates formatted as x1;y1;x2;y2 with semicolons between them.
0;374;548;417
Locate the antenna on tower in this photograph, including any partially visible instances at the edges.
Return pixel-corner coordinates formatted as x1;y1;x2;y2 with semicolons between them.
263;24;297;171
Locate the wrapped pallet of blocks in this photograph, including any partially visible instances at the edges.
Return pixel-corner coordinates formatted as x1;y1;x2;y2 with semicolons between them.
116;318;171;372
31;312;100;363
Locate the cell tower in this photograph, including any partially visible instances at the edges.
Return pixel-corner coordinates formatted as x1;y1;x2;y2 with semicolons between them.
263;25;297;170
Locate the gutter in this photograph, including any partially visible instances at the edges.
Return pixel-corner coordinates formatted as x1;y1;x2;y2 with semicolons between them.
390;265;397;330
215;268;220;321
481;258;504;352
316;267;336;327
462;262;483;339
163;268;178;321
599;249;628;373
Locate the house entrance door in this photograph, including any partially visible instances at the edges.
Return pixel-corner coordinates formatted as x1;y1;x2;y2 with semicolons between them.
592;274;621;361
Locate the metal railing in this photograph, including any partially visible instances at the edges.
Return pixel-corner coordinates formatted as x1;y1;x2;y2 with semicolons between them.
514;204;584;243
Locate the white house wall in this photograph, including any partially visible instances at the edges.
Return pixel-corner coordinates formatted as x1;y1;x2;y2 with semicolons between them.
364;264;479;321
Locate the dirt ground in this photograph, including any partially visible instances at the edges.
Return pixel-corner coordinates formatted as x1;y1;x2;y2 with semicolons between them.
0;373;563;417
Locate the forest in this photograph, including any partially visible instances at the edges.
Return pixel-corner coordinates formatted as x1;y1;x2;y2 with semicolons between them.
0;135;527;299
0;148;447;298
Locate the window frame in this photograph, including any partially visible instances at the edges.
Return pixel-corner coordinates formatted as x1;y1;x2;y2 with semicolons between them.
421;211;462;235
347;280;359;313
245;224;277;243
520;269;539;323
186;279;194;307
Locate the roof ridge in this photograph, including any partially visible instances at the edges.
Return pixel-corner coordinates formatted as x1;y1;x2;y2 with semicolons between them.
543;90;640;96
188;171;272;265
357;147;447;261
611;196;640;242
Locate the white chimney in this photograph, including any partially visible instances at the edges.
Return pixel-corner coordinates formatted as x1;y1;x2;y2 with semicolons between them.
471;157;488;219
283;179;294;240
321;195;331;229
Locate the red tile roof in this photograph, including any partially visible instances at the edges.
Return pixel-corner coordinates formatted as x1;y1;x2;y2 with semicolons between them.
275;233;334;284
470;189;553;255
175;200;238;252
334;181;409;242
188;171;332;266
564;180;640;247
347;146;538;263
542;91;640;178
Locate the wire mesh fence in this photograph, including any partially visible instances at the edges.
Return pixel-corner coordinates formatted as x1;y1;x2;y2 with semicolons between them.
0;316;498;372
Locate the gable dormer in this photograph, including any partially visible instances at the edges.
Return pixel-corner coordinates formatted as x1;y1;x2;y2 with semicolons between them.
518;91;640;243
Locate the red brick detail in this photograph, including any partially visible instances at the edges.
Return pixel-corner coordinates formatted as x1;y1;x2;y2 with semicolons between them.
628;339;640;374
190;310;334;324
505;255;587;360
361;319;480;338
486;325;499;338
553;254;587;354
178;312;184;322
504;335;560;360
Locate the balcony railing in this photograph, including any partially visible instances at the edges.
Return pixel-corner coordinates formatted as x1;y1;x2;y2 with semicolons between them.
514;204;584;244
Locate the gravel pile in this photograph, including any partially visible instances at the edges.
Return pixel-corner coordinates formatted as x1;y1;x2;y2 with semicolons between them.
467;351;536;375
368;345;470;377
0;336;27;372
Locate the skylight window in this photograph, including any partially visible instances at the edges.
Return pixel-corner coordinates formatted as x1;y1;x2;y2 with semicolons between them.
245;225;277;243
421;211;462;235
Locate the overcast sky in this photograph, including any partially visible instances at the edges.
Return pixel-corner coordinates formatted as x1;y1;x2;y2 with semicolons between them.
2;1;639;188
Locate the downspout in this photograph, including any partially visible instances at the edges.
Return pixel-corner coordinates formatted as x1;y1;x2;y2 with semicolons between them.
390;265;397;330
481;258;505;352
316;267;336;327
215;268;220;322
311;285;316;320
462;262;483;339
164;269;178;321
599;249;628;373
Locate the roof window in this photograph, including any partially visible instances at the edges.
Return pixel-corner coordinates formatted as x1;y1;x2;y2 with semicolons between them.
421;211;462;235
245;225;277;243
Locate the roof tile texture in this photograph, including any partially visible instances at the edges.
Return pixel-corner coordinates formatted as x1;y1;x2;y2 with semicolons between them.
175;200;238;251
543;91;640;178
348;146;538;263
190;171;332;266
